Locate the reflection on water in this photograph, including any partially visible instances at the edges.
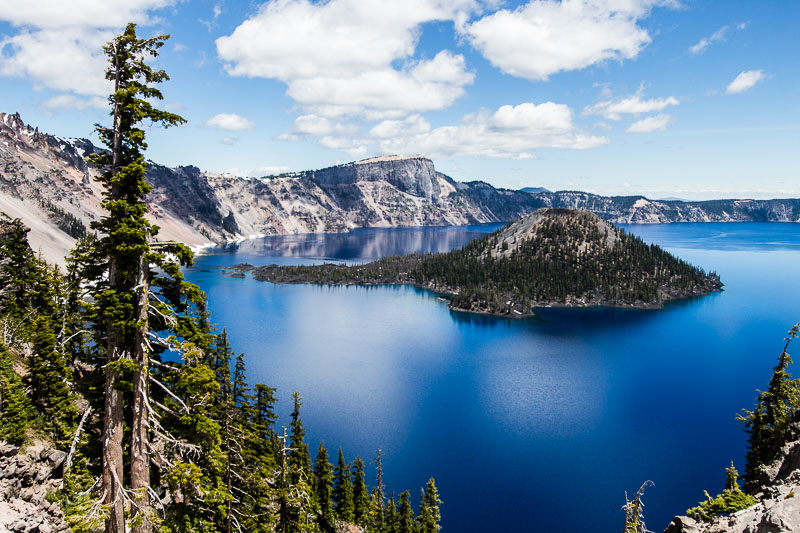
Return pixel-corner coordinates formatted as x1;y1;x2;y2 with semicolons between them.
210;224;504;263
186;222;800;533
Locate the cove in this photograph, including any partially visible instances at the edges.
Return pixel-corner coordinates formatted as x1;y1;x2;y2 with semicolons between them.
184;222;800;532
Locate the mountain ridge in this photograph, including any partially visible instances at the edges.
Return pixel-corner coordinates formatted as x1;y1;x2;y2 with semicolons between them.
1;111;798;264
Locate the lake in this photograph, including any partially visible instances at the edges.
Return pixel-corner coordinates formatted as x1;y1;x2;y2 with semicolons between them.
184;222;800;532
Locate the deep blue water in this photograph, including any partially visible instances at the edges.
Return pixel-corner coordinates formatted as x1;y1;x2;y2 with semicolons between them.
185;223;800;533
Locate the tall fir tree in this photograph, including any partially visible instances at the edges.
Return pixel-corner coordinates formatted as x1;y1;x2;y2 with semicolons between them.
333;448;354;522
417;478;442;533
313;442;335;532
289;392;312;479
397;490;416;533
81;22;190;533
351;456;369;525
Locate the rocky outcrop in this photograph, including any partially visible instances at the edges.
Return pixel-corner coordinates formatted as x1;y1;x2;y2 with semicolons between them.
0;441;70;532
1;111;798;265
664;418;800;533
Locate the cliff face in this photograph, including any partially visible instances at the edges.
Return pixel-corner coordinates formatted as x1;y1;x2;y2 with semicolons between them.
1;112;798;264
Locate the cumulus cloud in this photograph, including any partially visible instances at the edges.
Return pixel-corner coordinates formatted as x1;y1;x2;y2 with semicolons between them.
224;165;292;177
584;93;679;120
204;113;256;131
42;94;106;110
371;102;608;159
220;137;238;145
626;114;673;132
215;0;478;118
0;1;175;96
726;70;766;94
464;0;675;81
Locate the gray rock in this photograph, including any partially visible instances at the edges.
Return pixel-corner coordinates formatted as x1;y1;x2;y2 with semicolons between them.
0;442;19;457
46;451;66;470
664;515;701;533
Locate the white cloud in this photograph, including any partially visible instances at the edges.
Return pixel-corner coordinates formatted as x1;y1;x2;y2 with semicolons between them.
369;115;431;139
465;0;674;81
584;93;679;120
0;1;175;95
293;115;334;136
220;137;238;145
689;22;747;55
42;94;106;110
726;70;766;94
215;0;478;117
204;113;256;131
371;102;608;159
689;25;728;55
626;113;673;132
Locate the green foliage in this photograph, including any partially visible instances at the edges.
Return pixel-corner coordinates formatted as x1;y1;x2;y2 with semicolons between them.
739;323;800;485
417;478;442;533
686;462;757;521
352;456;369;525
333;447;354;522
253;209;721;315
313;442;335;532
0;342;34;444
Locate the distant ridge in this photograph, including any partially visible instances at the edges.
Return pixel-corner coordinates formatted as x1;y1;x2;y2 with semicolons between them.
1;111;798;263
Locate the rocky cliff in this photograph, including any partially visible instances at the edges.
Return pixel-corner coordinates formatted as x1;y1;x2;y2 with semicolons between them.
664;415;800;533
1;112;798;264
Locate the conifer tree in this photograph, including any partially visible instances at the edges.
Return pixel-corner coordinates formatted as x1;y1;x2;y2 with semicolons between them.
352;456;369;525
82;22;189;533
0;342;34;444
368;449;386;531
290;392;312;479
333;448;354;522
384;493;398;533
397;490;416;533
313;442;335;532
417;478;442;533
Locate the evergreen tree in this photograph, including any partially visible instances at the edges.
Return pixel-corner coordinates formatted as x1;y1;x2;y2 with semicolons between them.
0;342;34;444
333;448;354;522
739;323;800;486
313;442;335;532
397;490;416;533
417;478;442;533
81;22;189;533
368;449;386;531
28;314;78;446
289;392;311;479
383;493;398;533
351;456;369;525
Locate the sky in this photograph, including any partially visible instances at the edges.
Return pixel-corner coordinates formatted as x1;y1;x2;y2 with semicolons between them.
1;0;798;200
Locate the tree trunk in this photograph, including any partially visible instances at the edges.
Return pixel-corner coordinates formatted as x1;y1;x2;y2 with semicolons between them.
131;255;151;533
103;260;126;533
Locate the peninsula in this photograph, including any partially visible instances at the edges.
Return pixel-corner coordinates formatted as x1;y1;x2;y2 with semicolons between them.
244;208;723;317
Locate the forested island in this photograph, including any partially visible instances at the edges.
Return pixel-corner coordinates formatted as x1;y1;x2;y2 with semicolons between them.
245;208;723;317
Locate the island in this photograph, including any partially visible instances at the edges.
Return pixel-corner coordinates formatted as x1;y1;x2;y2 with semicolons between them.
242;208;723;317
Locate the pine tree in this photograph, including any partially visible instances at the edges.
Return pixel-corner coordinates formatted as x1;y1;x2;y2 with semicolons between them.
368;449;386;531
333;448;354;522
0;342;34;444
417;478;441;533
28;314;78;446
351;456;369;525
397;490;416;533
289;392;311;479
313;442;335;532
82;22;188;533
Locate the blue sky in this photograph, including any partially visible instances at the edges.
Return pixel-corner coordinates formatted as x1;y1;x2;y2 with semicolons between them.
1;0;798;199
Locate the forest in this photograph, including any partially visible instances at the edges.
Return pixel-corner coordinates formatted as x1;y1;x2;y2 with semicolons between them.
250;209;723;316
0;24;440;533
